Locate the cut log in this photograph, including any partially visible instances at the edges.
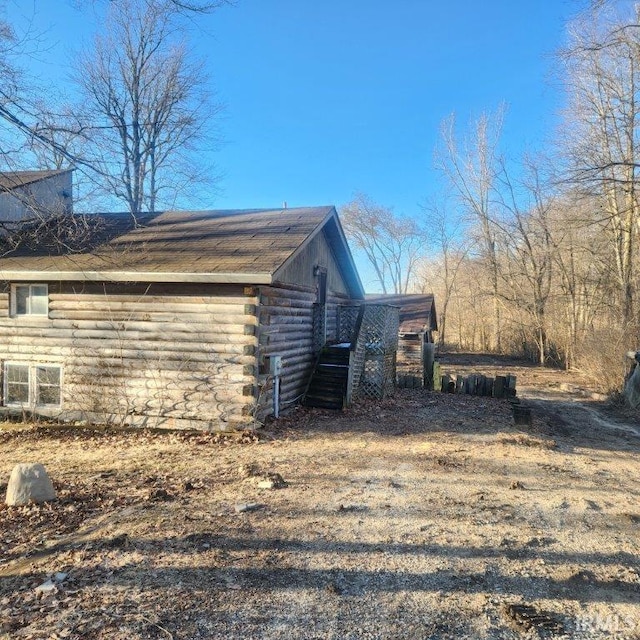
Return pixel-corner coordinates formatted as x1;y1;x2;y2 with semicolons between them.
513;404;532;426
432;362;442;392
484;376;494;397
494;376;506;398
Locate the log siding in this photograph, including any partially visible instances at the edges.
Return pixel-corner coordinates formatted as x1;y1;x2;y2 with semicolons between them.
0;282;259;430
255;284;353;420
0;208;365;430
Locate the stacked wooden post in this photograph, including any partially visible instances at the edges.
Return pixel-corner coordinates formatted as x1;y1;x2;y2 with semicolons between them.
438;371;517;398
430;366;532;426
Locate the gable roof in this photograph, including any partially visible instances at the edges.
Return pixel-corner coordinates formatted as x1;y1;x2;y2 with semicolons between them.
365;293;437;333
0;206;365;297
0;170;72;192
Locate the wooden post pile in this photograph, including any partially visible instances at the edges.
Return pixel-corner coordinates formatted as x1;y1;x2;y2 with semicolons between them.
430;364;533;426
439;372;517;398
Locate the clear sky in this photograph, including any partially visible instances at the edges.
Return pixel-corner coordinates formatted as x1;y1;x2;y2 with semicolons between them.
5;0;581;288
206;0;577;216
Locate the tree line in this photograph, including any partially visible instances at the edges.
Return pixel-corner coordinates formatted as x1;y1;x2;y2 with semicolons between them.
341;1;640;392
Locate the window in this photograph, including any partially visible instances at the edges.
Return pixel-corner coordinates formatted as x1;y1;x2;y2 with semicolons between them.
4;363;62;408
5;364;29;404
12;284;48;316
36;367;61;406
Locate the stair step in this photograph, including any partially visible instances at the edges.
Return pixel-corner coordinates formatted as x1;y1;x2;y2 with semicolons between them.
303;396;344;410
306;382;346;396
321;348;350;358
305;389;344;400
309;374;347;385
318;357;350;366
323;345;350;353
316;367;349;378
303;344;351;411
308;375;347;385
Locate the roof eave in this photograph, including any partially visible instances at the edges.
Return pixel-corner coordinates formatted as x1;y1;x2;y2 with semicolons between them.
0;270;274;284
0;168;73;192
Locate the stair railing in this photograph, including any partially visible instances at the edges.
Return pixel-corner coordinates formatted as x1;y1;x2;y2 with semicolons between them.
302;349;323;404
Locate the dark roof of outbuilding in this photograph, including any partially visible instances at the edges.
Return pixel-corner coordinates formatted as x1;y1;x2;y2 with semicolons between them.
0;206;365;297
0;169;72;192
365;293;437;333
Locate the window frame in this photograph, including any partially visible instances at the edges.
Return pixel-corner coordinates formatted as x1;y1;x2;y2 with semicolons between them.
3;362;62;409
10;283;49;317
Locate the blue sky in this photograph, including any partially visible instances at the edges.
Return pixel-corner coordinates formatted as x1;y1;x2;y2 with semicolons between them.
4;0;580;289
206;0;575;215
7;0;577;212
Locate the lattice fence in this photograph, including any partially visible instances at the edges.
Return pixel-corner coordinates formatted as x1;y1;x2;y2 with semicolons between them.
354;304;399;400
312;303;326;354
338;303;399;402
337;305;360;344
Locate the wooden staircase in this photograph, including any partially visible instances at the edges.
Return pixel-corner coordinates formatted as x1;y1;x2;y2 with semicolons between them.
303;345;350;410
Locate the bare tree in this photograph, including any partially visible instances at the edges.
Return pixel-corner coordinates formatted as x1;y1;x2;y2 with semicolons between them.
340;193;424;294
559;3;640;325
0;14;48;167
496;157;555;363
546;195;610;368
436;110;504;351
419;201;471;347
74;0;233;14
72;0;219;215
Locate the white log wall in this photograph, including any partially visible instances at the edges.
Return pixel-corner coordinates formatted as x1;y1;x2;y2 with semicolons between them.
0;282;259;430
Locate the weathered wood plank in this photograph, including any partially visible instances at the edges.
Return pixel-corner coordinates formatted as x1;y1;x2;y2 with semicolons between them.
0;324;256;342
50;300;252;314
49;319;255;333
494;376;506;398
259;285;316;300
49;309;256;322
2;338;255;357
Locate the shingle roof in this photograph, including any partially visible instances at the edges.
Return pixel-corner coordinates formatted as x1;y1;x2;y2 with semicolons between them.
108;208;331;274
365;293;437;333
0;170;71;192
0;207;364;295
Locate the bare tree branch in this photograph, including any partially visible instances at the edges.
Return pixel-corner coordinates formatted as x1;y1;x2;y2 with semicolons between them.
340;193;425;294
66;0;221;215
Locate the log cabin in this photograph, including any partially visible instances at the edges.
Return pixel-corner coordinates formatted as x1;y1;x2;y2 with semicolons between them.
0;206;365;430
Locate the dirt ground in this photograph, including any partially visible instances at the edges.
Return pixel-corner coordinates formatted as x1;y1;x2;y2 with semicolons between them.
1;353;640;639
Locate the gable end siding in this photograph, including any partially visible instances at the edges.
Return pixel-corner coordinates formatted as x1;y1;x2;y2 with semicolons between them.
274;228;349;296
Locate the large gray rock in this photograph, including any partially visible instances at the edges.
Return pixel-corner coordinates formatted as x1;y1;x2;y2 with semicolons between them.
5;463;56;506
